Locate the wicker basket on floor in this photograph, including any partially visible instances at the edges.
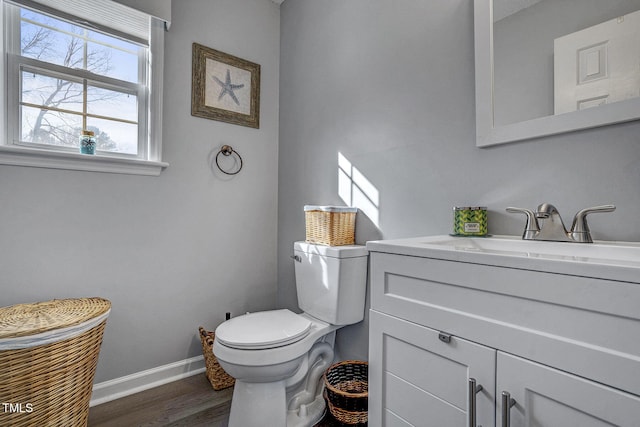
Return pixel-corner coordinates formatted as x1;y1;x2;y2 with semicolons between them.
0;297;111;427
199;326;235;390
323;360;368;425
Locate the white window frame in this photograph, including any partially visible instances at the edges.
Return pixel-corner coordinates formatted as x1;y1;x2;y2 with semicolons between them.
0;0;168;176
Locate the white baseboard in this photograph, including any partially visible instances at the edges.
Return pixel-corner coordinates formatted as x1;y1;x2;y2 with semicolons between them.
90;355;206;407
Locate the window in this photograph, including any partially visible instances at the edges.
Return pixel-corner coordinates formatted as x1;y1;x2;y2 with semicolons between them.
1;0;167;175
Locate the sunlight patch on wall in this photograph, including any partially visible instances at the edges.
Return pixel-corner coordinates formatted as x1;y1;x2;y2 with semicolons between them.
338;152;379;227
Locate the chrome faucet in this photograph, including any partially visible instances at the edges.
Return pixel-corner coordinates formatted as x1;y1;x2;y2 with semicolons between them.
506;203;615;243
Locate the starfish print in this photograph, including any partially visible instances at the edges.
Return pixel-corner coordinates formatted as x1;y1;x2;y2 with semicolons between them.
212;69;245;106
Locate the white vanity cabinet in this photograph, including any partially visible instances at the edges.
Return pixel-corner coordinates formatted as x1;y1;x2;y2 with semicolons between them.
366;238;640;427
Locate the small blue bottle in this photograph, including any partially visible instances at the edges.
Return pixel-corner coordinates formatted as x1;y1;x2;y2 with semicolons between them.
80;130;96;155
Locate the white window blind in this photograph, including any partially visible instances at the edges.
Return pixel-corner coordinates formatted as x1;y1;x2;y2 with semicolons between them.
7;0;167;43
113;0;171;28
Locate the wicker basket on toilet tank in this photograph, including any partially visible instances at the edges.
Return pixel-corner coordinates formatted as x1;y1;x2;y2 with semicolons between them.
304;205;357;246
0;297;111;427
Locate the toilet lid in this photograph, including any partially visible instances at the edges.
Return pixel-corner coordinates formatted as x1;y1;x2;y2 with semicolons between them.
215;309;312;350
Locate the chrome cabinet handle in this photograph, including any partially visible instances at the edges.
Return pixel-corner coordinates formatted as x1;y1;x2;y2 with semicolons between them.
501;391;516;427
468;378;483;427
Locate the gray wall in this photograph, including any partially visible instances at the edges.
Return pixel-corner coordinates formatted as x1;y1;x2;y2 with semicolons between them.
0;0;280;383
278;0;640;361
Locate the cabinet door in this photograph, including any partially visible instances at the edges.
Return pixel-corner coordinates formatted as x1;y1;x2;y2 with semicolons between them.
369;310;495;427
497;352;640;427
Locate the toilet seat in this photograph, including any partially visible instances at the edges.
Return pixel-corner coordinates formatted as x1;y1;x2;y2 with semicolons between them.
215;309;312;350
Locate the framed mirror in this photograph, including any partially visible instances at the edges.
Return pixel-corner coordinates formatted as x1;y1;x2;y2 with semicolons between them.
475;0;640;147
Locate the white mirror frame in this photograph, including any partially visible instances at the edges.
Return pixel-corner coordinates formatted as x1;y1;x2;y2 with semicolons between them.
474;0;640;147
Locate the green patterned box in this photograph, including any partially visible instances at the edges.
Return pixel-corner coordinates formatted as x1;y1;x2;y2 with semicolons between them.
453;207;487;236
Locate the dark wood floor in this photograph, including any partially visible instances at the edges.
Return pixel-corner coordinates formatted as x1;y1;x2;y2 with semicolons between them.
88;374;233;427
88;374;345;426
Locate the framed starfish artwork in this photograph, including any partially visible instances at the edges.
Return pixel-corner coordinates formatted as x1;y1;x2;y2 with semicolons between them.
191;43;260;128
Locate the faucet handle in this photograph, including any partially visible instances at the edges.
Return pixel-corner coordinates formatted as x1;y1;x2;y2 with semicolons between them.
570;205;616;243
506;207;540;239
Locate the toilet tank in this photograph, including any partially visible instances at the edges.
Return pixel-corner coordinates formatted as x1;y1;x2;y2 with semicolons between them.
293;242;368;325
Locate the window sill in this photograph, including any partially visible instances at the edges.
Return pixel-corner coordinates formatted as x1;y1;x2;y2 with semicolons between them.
0;145;169;176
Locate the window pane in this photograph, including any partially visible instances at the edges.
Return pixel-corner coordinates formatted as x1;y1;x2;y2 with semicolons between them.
88;31;141;83
21;14;84;68
20;9;75;33
21;71;83;112
88;41;139;82
87;86;138;122
21;105;82;146
87;118;138;155
89;31;139;51
21;9;141;82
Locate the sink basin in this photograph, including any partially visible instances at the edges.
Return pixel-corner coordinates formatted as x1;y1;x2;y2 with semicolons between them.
424;235;640;263
366;235;640;282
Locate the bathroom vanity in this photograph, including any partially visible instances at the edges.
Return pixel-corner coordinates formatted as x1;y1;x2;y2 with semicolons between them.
366;235;640;426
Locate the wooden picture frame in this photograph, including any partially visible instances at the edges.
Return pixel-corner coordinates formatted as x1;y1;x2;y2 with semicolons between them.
191;43;260;128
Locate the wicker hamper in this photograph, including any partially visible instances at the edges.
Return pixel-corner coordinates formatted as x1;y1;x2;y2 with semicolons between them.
304;205;357;246
0;297;111;427
323;360;368;425
199;327;235;390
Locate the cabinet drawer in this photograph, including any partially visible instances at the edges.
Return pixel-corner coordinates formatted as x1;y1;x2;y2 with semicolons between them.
369;252;640;395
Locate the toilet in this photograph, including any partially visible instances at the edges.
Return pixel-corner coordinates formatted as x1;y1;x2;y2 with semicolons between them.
213;242;368;427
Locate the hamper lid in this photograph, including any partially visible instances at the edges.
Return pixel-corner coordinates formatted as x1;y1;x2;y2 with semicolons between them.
0;297;112;339
215;309;312;350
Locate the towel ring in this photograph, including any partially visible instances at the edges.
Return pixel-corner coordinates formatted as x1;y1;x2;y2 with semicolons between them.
215;145;243;175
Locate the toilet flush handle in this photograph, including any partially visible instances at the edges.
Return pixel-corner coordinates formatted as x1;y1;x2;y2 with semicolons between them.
291;255;302;262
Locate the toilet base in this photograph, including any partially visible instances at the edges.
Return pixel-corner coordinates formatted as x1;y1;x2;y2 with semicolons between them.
286;390;326;427
228;380;286;427
226;340;334;427
227;379;327;427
